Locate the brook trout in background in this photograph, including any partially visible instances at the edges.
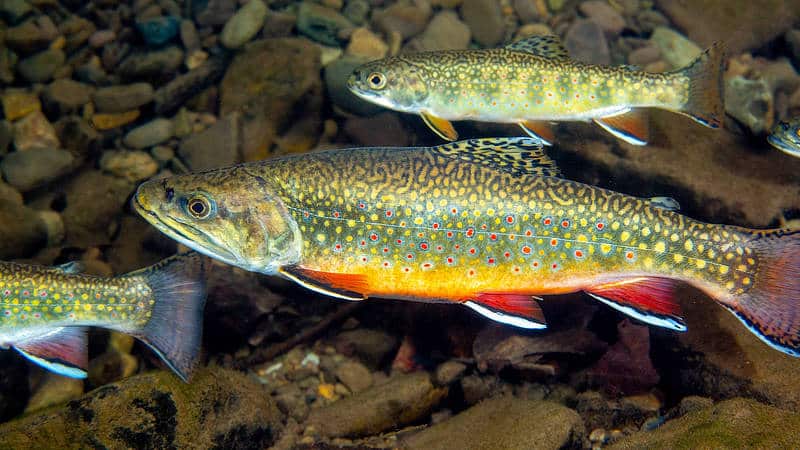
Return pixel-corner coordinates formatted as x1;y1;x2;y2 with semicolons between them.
0;253;206;381
347;35;724;146
133;138;800;357
768;117;800;158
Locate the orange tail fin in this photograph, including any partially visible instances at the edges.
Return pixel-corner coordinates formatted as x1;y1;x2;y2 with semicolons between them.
675;42;725;129
721;229;800;356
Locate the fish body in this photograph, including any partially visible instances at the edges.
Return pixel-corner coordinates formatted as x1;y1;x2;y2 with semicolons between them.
768;117;800;157
347;36;724;145
133;138;800;356
0;253;206;381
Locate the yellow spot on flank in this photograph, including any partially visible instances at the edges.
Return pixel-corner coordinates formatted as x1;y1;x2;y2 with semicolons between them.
718;265;729;275
620;231;631;242
696;259;706;269
83;304;92;311
654;241;666;253
316;234;326;243
673;254;684;263
54;306;62;313
600;243;612;254
641;227;651;237
742;277;751;285
670;233;679;242
684;239;694;252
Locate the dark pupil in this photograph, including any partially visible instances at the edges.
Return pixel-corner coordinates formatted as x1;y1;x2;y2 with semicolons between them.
371;76;381;85
165;187;174;201
190;200;206;215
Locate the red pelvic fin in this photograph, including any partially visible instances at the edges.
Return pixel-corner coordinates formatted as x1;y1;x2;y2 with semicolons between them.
593;110;650;146
14;327;89;378
280;265;368;301
585;277;686;331
518;120;555;146
464;293;547;329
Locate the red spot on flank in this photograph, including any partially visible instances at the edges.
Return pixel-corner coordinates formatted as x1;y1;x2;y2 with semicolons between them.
432;223;440;230
451;207;458;214
596;222;605;230
68;313;75;319
400;221;407;227
525;230;533;237
480;224;488;230
418;232;425;238
490;233;498;240
504;251;511;258
404;267;410;273
20;315;25;320
397;239;403;244
333;211;341;218
334;244;342;251
561;219;570;228
4;311;9;316
436;245;443;251
22;291;29;297
626;251;635;260
360;240;367;246
33;313;40;318
383;247;389;253
522;246;532;254
550;238;558;247
40;291;47;297
419;242;429;251
407;254;414;259
506;216;515;224
361;256;368;262
552;263;559;269
466;228;475;238
386;210;393;217
447;257;454;264
446;231;454;238
575;250;584;258
383;261;390;267
369;233;378;241
423;263;432;268
487;258;496;265
468;269;476;277
358;202;366;209
590;95;596;100
3;290;9;296
455;244;461;249
543;217;552;226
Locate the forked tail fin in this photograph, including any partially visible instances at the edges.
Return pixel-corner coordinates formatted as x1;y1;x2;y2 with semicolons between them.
675;41;725;129
125;252;207;381
722;229;800;356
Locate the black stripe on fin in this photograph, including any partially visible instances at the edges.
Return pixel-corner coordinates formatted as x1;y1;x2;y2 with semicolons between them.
430;138;561;177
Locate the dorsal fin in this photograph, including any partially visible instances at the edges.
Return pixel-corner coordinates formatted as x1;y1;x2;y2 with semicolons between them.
430;137;561;177
506;35;569;60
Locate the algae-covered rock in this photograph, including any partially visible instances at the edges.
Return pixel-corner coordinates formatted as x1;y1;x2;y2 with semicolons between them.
306;371;447;438
402;396;585;450
0;367;282;449
610;398;800;449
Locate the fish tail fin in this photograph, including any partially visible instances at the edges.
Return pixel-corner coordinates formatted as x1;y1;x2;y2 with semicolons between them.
675;41;725;129
125;252;207;381
720;229;800;356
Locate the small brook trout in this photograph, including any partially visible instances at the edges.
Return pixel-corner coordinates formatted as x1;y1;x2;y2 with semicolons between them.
0;253;206;381
347;35;724;146
133;138;800;357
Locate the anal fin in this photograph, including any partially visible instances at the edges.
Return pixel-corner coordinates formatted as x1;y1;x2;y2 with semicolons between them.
14;327;88;379
594;110;649;146
518;120;555;146
420;111;458;141
465;293;546;329
280;265;367;301
585;277;686;331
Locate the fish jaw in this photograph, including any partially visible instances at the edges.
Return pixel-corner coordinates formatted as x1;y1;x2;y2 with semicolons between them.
768;120;800;157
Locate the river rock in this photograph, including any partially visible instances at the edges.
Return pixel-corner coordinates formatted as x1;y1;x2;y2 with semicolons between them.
221;0;267;49
0;122;12;154
43;79;93;113
725;75;773;135
579;1;625;37
343;112;409;147
297;2;353;46
333;328;399;369
123;118;173;148
324;54;383;115
372;0;431;40
0;199;46;258
1;147;74;191
118;46;183;80
655;0;800;55
59;15;95;52
0;367;283;449
307;372;447;438
461;0;504;47
343;0;370;24
195;0;237;26
409;10;471;51
611;398;800;448
564;19;610;65
262;9;297;38
334;360;373;393
12;110;59;151
0;0;33;24
346;27;388;59
136;15;180;46
5;16;59;53
403;396;585;449
220;38;322;161
178;113;239;170
99;150;159;182
1;89;40;121
60;169;134;247
649;27;701;69
16;48;65;83
153;52;229;115
25;375;83;413
92;83;155;113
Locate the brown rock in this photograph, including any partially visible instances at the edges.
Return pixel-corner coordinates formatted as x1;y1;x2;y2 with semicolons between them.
655;0;800;54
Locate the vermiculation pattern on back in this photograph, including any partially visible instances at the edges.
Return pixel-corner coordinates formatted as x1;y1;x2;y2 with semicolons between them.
258;142;756;300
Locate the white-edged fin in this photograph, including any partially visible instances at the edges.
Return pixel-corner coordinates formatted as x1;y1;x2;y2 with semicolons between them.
649;196;681;211
586;293;687;331
53;261;85;274
279;266;366;301
593;110;649;146
14;327;89;379
506;35;569;60
420;111;458;141
464;300;547;329
518;120;555;146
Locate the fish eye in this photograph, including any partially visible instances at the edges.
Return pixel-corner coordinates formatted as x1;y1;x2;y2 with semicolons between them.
367;72;387;90
183;194;215;220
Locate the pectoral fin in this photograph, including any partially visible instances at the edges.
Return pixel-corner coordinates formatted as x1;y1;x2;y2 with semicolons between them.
14;327;89;378
585;277;686;331
280;265;367;301
464;293;547;329
420;111;458;141
593;110;649;146
518;120;555;146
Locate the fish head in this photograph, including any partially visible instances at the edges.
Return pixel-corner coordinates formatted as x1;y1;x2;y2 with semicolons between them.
768;119;800;157
132;170;301;275
347;57;430;112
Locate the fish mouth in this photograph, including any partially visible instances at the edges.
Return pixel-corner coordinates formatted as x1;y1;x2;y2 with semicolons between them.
132;193;241;267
